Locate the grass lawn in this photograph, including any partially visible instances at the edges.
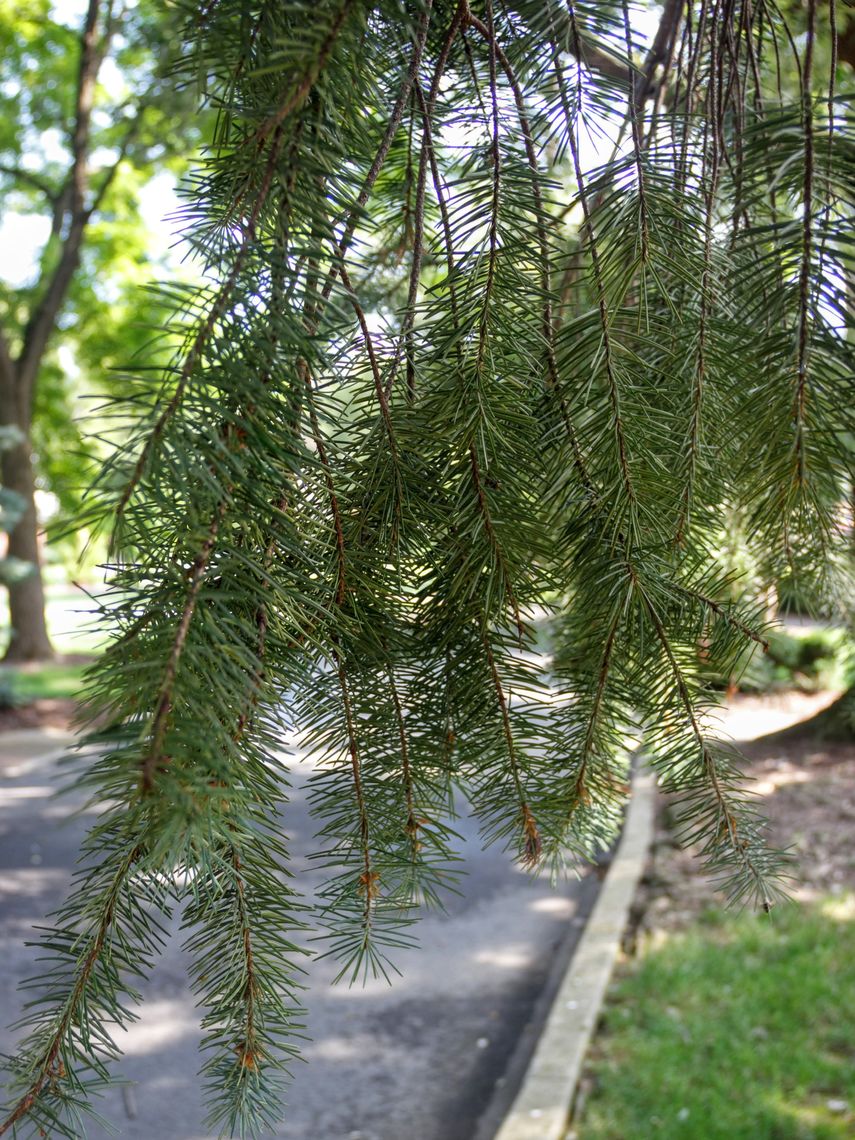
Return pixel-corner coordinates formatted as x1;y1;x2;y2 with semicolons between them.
2;660;88;702
579;897;855;1139
0;582;106;715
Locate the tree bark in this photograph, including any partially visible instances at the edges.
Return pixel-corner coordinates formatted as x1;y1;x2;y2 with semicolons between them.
1;431;54;662
1;322;54;661
0;0;107;661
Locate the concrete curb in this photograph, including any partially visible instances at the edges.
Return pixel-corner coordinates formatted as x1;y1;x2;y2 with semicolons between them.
491;767;656;1140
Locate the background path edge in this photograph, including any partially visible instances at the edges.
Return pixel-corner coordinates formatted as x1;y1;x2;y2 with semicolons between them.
483;765;656;1140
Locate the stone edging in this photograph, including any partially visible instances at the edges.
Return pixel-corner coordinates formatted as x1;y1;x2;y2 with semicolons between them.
490;767;656;1140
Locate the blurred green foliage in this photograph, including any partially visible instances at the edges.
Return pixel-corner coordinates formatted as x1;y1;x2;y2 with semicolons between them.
0;424;31;587
0;660;85;710
0;0;204;570
737;627;855;694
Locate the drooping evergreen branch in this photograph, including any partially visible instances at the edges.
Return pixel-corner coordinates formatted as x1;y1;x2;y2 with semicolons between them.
560;607;622;835
675;5;722;546
141;500;226;791
4;2;853;1135
482;632;541;867
114;123;287;527
318;0;437;313
254;0;358;141
793;0;817;487
640;583;785;908
621;0;651;258
0;844;146;1138
469;10;591;489
565;2;638;523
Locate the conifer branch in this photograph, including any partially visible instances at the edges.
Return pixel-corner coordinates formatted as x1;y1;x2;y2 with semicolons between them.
141;501;226;792
382;6;462;396
675;17;722;546
331;642;376;926
253;0;358;142
386;661;417;844
481;633;540;868
338;262;399;459
302;359;347;607
793;0;817;488
0;843;145;1136
641;585;778;908
114;125;288;528
414;84;460;326
565;2;638;519
621;0;651;260
318;0;437;313
469;11;590;489
565;609;621;829
6;3;850;1132
468;444;524;636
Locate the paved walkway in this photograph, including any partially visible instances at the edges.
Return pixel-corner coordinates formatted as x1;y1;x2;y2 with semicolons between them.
0;731;601;1140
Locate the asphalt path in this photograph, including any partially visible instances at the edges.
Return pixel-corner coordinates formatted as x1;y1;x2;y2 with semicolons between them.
0;736;600;1140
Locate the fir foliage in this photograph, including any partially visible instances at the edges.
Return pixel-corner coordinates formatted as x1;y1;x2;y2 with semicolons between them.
2;0;854;1135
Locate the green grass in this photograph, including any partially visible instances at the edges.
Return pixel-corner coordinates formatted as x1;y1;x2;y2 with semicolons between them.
580;897;855;1140
0;581;110;708
0;661;89;709
6;661;88;702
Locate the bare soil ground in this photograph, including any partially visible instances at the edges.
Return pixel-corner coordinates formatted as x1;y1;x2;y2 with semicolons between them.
0;653;92;734
0;698;77;734
627;691;855;946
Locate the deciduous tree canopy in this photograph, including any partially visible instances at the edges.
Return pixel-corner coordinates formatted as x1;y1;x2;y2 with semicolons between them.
0;0;197;659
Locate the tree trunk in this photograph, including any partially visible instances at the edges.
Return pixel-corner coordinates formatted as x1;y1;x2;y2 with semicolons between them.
1;431;54;662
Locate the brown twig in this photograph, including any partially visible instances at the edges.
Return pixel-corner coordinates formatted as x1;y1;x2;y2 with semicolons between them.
481;633;540;868
793;0;817;488
564;3;637;511
0;845;143;1136
140;500;226;792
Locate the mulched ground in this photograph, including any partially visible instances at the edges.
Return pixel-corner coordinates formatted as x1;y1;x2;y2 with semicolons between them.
0;698;78;734
627;692;855;944
0;653;93;735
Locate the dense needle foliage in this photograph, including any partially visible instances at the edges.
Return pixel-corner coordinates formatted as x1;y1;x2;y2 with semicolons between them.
2;0;853;1135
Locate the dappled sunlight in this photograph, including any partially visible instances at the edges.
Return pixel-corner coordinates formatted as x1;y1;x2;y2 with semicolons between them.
320;967;412;999
637;926;674;954
116;999;200;1057
0;866;67;897
762;1093;853;1136
473;946;533;970
0;784;53;800
720;689;844;742
752;768;811;797
819;894;855;923
528;895;575;917
306;1035;377;1062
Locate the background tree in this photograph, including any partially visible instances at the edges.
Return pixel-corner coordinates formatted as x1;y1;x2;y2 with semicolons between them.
0;426;30;594
1;0;853;1137
0;0;196;661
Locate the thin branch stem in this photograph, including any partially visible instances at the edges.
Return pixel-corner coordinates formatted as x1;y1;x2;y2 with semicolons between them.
0;844;144;1136
565;3;637;515
793;0;816;487
481;633;540;867
141;500;226;792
